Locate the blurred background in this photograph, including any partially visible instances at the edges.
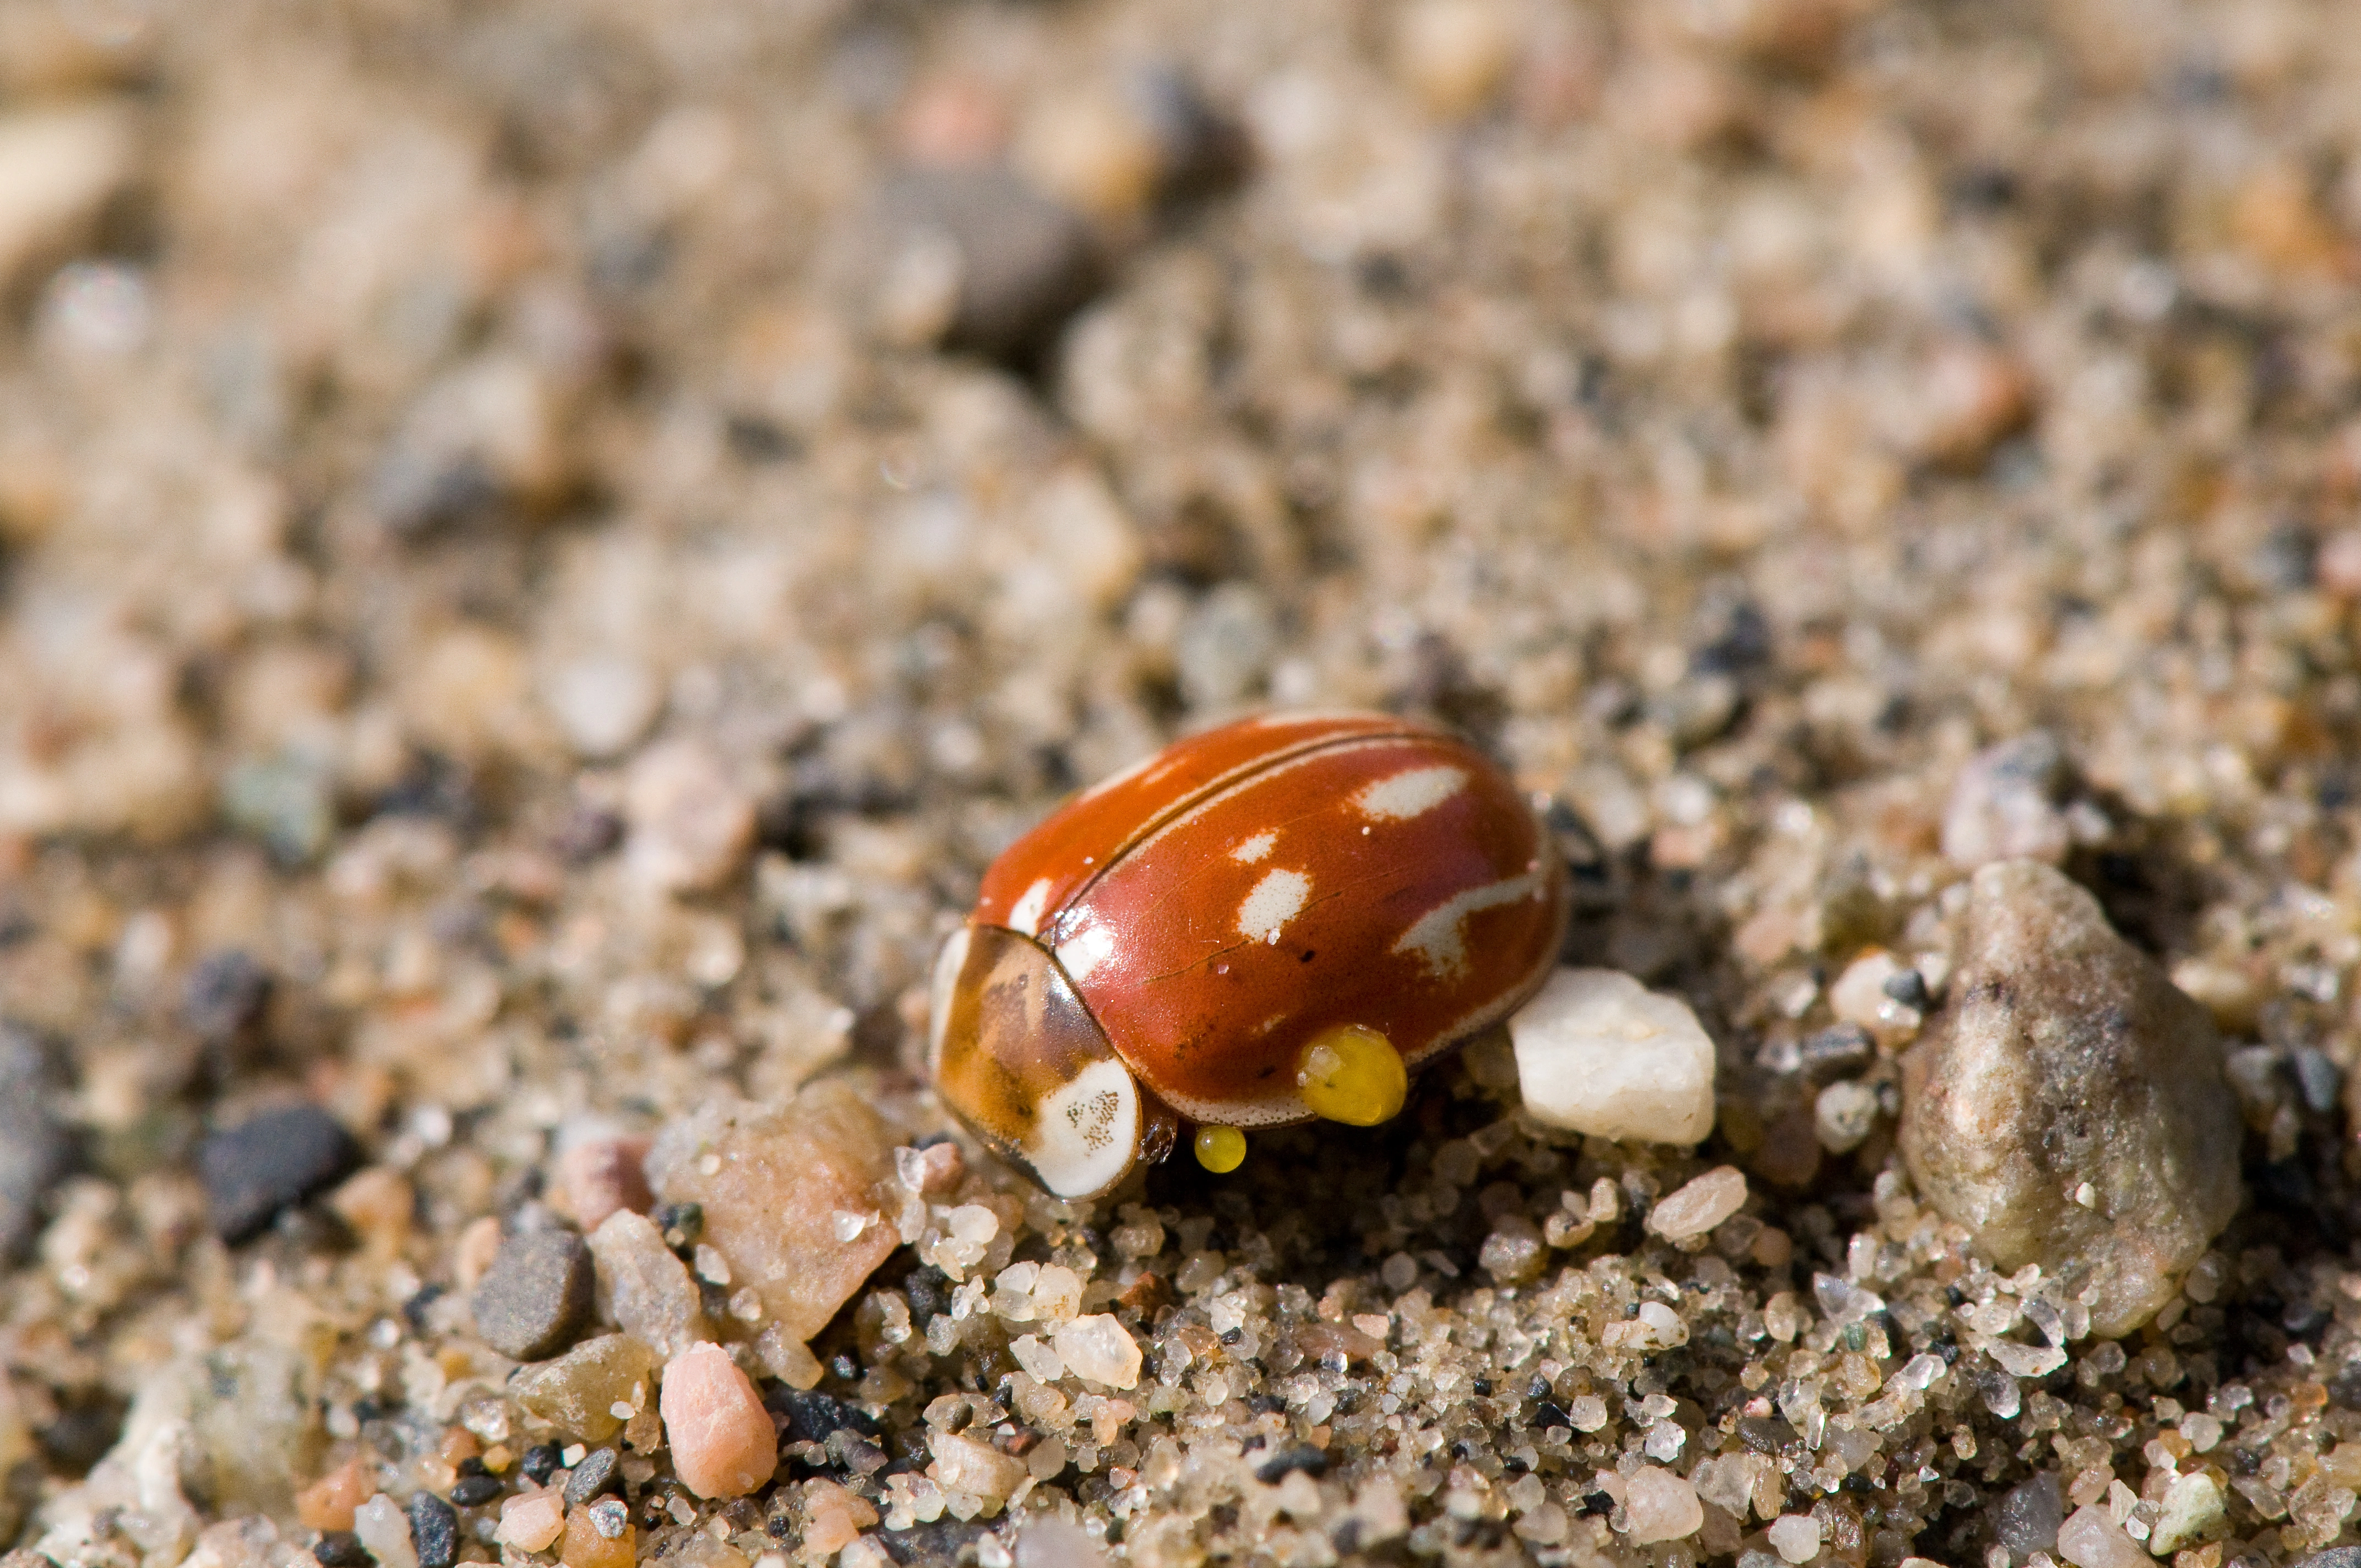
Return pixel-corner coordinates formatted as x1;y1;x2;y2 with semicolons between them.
6;0;2361;1555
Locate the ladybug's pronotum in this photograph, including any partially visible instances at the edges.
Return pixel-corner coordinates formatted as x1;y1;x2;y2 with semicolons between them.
927;711;1570;1199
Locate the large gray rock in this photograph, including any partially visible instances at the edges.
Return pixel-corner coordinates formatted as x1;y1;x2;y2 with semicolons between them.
1899;861;2241;1337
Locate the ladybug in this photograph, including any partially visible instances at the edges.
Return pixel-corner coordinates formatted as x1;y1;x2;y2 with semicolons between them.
928;711;1569;1199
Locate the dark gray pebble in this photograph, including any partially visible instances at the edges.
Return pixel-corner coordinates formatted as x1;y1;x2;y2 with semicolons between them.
763;1384;874;1444
520;1442;562;1486
407;1491;459;1568
2293;1047;2343;1113
182;949;273;1043
0;1027;73;1264
875;170;1099;366
2297;1553;2361;1568
312;1531;371;1568
471;1228;594;1360
826;1430;889;1476
563;1445;621;1506
36;1396;124;1477
1995;1471;2062;1556
448;1473;504;1508
1253;1445;1328;1484
1880;967;1931;1010
1122;65;1248;204
198;1103;359;1244
1798;1023;1875;1084
652;1200;701;1251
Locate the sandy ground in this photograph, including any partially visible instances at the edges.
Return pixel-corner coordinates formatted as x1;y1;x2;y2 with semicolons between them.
6;2;2361;1568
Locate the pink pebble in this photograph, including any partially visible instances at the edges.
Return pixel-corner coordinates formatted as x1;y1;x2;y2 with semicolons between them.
2321;529;2361;599
558;1136;654;1232
660;1342;777;1499
495;1488;567;1553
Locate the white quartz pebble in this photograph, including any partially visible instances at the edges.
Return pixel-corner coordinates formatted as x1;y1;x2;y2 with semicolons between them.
353;1495;417;1568
1621;1467;1702;1543
1016;1517;1106;1568
1767;1514;1821;1565
1051;1314;1142;1389
1509;968;1716;1143
1646;1166;1748;1240
2058;1504;2150;1568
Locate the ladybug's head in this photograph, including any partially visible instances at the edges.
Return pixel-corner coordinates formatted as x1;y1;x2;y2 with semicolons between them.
926;923;1177;1199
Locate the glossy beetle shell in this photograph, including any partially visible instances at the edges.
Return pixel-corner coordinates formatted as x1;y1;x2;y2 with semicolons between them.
929;711;1568;1197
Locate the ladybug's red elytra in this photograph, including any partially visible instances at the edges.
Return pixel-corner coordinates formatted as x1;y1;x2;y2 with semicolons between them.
928;711;1569;1199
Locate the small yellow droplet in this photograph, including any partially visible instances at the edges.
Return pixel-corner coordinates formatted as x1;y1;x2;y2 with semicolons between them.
1194;1125;1247;1173
1295;1023;1407;1127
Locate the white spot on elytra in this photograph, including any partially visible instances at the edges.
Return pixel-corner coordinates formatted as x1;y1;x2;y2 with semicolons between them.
1230;831;1277;864
1355;765;1467;822
1393;868;1546;981
1007;878;1052;937
1022;1058;1139;1198
1237;869;1311;945
1056;922;1117;982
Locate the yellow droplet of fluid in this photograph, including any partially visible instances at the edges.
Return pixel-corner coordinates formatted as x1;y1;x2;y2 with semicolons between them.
1296;1023;1407;1126
1194;1125;1247;1173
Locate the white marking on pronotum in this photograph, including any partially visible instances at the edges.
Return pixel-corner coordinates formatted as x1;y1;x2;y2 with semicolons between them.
1392;868;1546;981
1007;878;1052;937
1354;765;1467;822
1056;922;1117;982
1024;1057;1139;1198
926;926;972;1070
1230;831;1277;864
1237;868;1312;945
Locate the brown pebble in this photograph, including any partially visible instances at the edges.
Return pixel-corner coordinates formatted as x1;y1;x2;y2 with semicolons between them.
901;1140;963;1198
1394;0;1514;118
0;104;138;295
559;1503;634;1568
512;1334;657;1445
1749;1104;1823;1190
801;1479;879;1558
454;1215;503;1291
554;1137;653;1234
895;73;1009;167
327;1167;414;1256
1117;1271;1169;1318
659;1342;776;1499
650;1082;896;1348
1296;1321;1382;1364
296;1455;372;1532
2319;529;2361;599
1910;341;2033;470
623;740;756;894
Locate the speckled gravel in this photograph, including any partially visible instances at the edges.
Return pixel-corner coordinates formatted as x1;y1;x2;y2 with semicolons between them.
5;3;2361;1568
